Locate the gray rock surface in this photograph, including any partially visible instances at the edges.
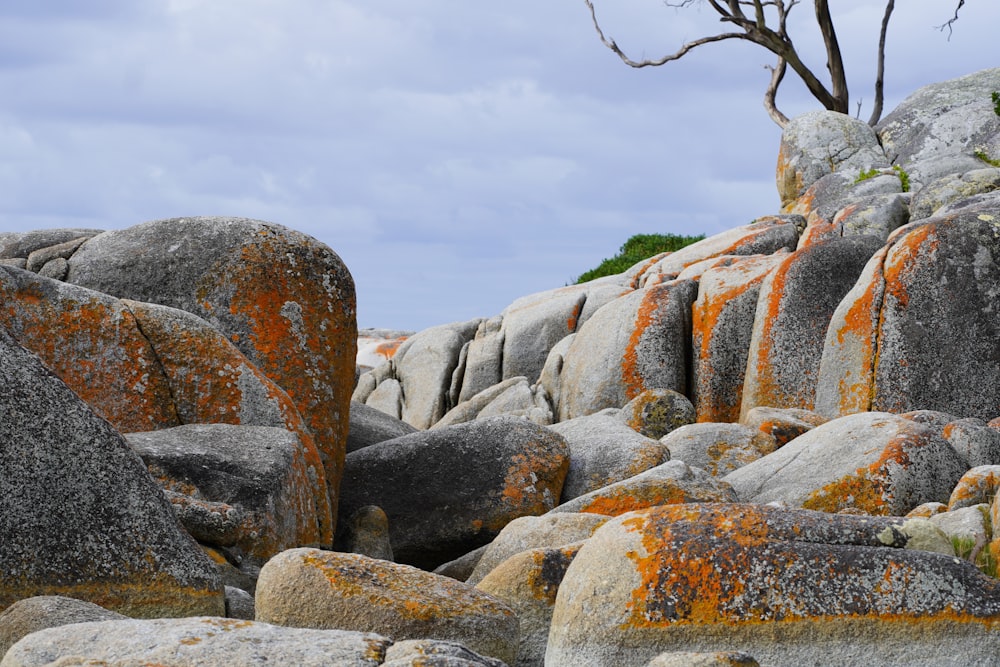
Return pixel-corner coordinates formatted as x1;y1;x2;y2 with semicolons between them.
348;400;418;453
0;596;126;661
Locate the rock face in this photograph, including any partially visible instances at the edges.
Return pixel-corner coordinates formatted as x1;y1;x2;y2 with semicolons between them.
1;617;392;667
255;548;518;665
65;216;357;515
547;503;1000;667
0;328;224;617
338;416;571;569
0;596;126;661
723;412;968;515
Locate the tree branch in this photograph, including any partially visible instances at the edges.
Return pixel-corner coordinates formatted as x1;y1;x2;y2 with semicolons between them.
938;0;965;39
867;0;895;125
764;57;790;126
585;0;747;68
814;0;848;113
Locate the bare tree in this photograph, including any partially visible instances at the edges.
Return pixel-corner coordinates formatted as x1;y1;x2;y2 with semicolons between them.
585;1;967;128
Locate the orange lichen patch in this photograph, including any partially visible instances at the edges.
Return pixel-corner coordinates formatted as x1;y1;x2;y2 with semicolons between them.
125;301;333;552
883;224;938;310
374;338;404;359
776;143;804;210
566;300;583;333
494;447;567;528
742;256;797;416
0;277;179;432
576;484;698;517
797;221;840;248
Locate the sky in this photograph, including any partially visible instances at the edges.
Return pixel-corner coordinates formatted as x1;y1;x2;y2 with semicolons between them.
1;1;998;332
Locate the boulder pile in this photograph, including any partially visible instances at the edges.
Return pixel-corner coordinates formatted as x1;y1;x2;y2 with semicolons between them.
3;68;1000;666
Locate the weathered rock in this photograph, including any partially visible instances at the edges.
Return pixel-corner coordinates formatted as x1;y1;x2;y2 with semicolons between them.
618;389;696;439
550;460;737;517
777;110;890;207
817;198;1000;419
457;316;504;403
0;228;102;259
909;168;1000;221
724;412;968;515
877;67;1000;186
739;406;826;448
661;423;777;477
66;216;357;512
690;253;786;423
255;548;518;664
949;466;1000;510
127;424;326;564
433;546;490;583
499;285;589;385
366;377;405;420
339;416;570;569
832;192;910;241
225;586;255;620
340;505;394;562
382;639;507;667
645;653;760;667
634;220;798;286
740;235;882;420
0;596;126;661
0;327;224;616
943;418;1000;468
0;617;391;667
466;513;609;586
536;333;574;419
546;503;1000;667
348;401;418;453
550;411;670;502
559;280;698;420
476;543;582;667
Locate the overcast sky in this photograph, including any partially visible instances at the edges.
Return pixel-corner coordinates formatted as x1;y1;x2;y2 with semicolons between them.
2;1;999;332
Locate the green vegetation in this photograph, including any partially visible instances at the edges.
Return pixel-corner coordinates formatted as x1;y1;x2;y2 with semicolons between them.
574;233;705;284
975;149;1000;168
992;91;1000;116
854;165;910;192
951;534;998;578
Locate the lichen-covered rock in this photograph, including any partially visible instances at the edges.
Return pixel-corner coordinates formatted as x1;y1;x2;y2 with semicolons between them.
634;220;798;286
550;460;737;517
740;235;882;420
255;549;518;665
943;418;1000;468
127;424;325;564
909;168;1000;221
0;327;224;617
0;596;126;661
338;416;570;569
817;197;1000;420
466;513;609;587
550;411;670;502
832;192;910;241
777;110;890;208
739;406;826;449
546;503;1000;667
661;423;777;477
617;389;695;439
723;412;968;515
382;639;508;666
558;280;698;420
949;466;1000;510
66;217;357;512
877;67;1000;186
476;543;582;667
691;253;786;423
0;617;391;667
645;653;759;667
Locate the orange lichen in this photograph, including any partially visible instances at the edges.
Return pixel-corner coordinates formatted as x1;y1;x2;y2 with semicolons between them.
621;286;667;401
576;485;695;517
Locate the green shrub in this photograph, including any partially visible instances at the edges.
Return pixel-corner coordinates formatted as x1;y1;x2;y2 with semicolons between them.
855;166;909;192
975;149;1000;168
992;91;1000;117
574;232;705;284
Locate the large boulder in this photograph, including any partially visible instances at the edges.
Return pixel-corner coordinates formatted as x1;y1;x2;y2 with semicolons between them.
723;412;968;515
691;253;786;423
347;401;418;453
558;280;698;420
1;617;391;667
127;424;325;565
65;216;357;511
740;235;882;420
0;327;224;616
546;503;1000;667
338;416;570;569
877;67;1000;186
255;548;518;665
661;423;777;477
817;196;1000;419
549;411;670;502
0;596;126;661
776;110;890;207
